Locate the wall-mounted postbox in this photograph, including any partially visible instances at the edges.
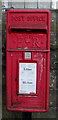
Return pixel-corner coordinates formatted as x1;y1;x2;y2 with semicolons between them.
6;9;50;112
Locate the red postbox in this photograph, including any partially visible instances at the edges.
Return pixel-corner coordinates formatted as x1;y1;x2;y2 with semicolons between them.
6;9;50;112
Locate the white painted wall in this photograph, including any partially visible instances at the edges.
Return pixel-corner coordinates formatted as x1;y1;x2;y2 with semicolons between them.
2;0;57;9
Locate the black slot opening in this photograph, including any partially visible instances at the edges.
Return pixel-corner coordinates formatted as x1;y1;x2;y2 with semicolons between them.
10;29;47;33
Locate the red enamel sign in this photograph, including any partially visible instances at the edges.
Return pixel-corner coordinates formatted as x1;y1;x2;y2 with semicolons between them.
6;9;50;112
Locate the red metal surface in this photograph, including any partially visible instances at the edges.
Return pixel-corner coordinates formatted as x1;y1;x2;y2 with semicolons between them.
6;9;50;112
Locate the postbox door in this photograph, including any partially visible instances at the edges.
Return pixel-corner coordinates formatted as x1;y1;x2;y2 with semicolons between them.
6;51;49;111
